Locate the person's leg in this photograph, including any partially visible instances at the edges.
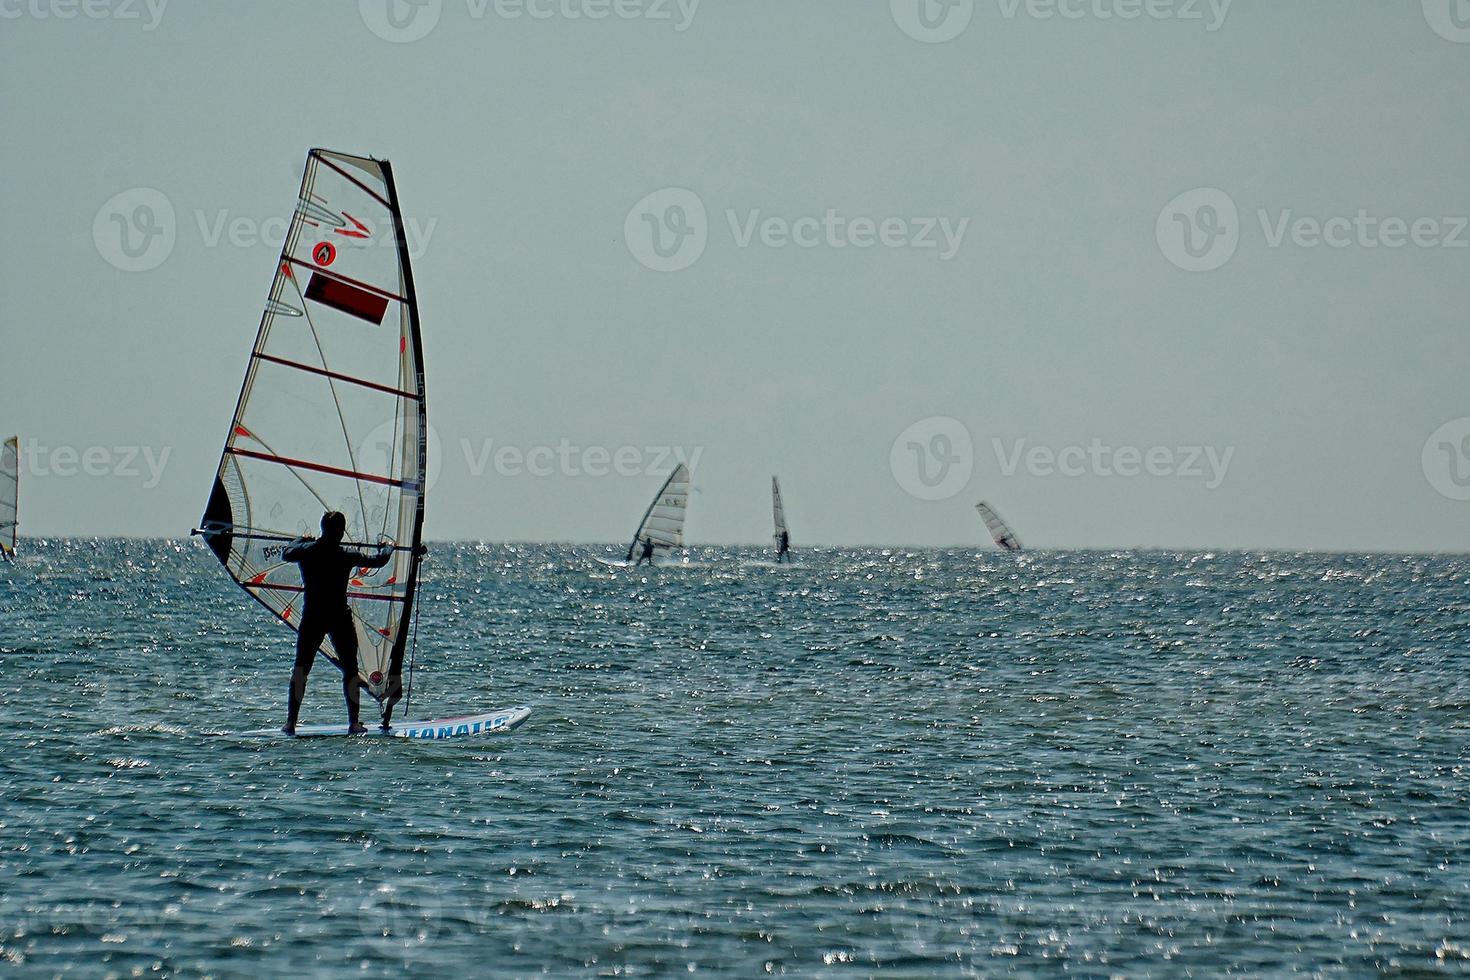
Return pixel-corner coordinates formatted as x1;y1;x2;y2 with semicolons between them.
328;614;364;731
287;620;327;732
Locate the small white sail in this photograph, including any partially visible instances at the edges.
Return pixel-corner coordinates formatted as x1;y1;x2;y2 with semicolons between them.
0;436;16;557
627;464;691;561
976;501;1022;552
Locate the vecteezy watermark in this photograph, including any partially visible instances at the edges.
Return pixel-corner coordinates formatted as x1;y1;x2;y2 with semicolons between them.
1422;0;1470;43
19;439;171;489
0;0;168;30
460;439;701;479
890;0;975;43
1157;187;1469;272
355;420;445;494
1423;418;1470;501
359;0;700;43
93;188;176;273
357;880;445;959
890;417;975;501
993;0;1232;29
625;188;970;272
993;437;1235;489
93;187;438;272
890;0;1232;43
1156;187;1239;273
193;209;437;257
624;188;708;272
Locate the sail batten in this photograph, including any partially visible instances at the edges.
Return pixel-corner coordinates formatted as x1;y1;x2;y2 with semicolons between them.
976;501;1022;552
199;149;426;708
627;464;691;560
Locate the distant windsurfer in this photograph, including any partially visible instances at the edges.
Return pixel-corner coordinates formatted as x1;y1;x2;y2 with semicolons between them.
776;530;790;563
281;511;393;736
633;537;657;566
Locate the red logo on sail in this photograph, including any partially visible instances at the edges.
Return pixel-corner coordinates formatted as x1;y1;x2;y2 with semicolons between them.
313;242;337;267
334;213;371;239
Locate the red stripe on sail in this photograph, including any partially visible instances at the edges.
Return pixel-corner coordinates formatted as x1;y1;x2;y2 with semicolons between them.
245;581;406;603
305;272;390;325
252;352;420;401
225;447;406;487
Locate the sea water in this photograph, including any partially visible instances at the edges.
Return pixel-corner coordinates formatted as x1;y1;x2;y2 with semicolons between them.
2;541;1468;975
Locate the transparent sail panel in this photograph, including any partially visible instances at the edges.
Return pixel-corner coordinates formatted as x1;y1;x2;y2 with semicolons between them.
628;464;691;558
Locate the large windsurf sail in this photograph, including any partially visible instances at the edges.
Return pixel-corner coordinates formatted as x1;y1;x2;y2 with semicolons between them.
196;149;426;716
626;464;691;561
771;475;789;559
0;436;16;558
976;501;1022;552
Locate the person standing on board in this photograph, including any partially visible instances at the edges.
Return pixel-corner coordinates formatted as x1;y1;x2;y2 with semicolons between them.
776;530;791;563
281;511;393;735
633;537;657;566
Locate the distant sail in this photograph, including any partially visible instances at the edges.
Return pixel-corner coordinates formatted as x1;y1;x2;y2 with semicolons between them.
771;476;789;557
976;501;1022;552
626;464;691;561
0;436;16;557
197;149;426;712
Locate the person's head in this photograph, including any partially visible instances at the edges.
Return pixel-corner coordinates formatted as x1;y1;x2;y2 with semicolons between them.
320;511;347;544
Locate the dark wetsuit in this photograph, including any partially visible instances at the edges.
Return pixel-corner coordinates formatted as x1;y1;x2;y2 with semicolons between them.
282;537;392;730
776;531;790;563
633;538;657;566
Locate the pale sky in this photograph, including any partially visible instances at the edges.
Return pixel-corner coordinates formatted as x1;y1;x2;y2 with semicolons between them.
2;0;1468;550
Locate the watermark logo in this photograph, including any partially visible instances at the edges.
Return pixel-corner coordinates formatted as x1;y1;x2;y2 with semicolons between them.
891;0;974;43
360;0;699;40
195;209;437;257
360;0;442;42
995;0;1233;30
726;209;969;259
890;417;974;501
357;881;445;958
0;0;169;29
625;187;708;272
18;438;171;489
1157;187;1239;272
94;185;438;272
1423;0;1470;42
460;438;701;479
1158;187;1469;271
356;420;444;494
1423;418;1470;501
625;188;970;271
993;437;1234;488
93;188;175;272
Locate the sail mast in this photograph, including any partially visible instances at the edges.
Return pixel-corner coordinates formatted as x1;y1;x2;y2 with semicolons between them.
379;157;426;720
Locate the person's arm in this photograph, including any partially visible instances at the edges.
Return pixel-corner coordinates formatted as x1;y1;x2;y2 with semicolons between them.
345;542;395;570
282;536;313;562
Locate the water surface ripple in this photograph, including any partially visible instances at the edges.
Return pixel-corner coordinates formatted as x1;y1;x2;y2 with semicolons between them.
1;543;1468;974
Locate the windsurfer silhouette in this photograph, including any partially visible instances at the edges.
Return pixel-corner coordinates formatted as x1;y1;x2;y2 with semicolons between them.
634;537;657;566
280;511;393;735
776;530;790;563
